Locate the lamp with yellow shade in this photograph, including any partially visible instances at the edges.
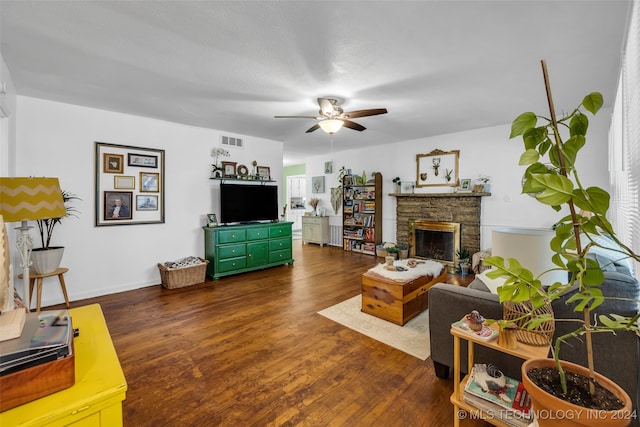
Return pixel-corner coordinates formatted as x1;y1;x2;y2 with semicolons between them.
0;178;66;332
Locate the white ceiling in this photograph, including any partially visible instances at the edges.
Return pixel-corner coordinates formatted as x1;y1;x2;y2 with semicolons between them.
0;1;631;166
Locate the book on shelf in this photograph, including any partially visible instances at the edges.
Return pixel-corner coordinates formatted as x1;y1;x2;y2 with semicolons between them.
451;318;499;341
462;364;532;427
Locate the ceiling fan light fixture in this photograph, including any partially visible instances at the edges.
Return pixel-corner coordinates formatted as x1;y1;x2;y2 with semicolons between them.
319;119;344;134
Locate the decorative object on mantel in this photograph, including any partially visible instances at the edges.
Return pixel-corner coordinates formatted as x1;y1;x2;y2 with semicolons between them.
392;177;401;193
457;178;472;193
211;147;230;176
475;174;491;193
416;149;459;188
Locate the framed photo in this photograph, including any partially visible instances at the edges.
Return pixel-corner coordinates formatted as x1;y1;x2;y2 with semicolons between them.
114;175;135;189
207;213;218;227
128;153;158;168
104;191;133;220
400;181;415;194
222;161;237;177
140;172;159;192
460;178;472;191
257;166;270;180
136;195;158;211
237;164;249;177
324;161;333;174
95;142;165;226
103;153;124;174
312;176;325;193
416;149;459;188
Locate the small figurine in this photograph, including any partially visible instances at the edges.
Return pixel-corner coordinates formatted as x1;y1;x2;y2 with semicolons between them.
466;310;485;331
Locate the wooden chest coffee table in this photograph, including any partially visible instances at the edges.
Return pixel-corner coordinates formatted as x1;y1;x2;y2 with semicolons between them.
361;264;447;326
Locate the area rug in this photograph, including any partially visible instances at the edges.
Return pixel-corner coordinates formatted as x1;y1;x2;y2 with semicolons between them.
318;294;430;360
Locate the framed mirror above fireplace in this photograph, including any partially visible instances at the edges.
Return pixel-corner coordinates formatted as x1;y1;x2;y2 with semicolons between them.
416;149;459;188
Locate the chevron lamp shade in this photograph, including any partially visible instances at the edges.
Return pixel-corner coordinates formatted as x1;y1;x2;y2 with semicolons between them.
0;177;66;222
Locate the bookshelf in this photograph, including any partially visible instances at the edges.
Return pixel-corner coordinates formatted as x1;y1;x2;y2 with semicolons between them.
342;172;382;255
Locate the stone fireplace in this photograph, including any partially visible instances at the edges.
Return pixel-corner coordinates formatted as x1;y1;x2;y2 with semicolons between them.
393;192;489;268
409;220;460;267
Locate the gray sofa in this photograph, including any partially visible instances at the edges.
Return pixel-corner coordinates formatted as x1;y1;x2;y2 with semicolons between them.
428;263;640;426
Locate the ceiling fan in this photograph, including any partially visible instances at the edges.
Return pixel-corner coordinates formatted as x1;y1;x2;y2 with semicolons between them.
275;98;388;134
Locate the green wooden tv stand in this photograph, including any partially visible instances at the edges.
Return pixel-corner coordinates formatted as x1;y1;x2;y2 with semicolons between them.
203;222;294;279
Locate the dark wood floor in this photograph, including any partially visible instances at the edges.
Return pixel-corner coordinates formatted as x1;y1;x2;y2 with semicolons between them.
47;240;489;426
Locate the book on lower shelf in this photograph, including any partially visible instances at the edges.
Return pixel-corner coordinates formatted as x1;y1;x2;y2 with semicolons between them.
463;364;532;427
451;318;499;341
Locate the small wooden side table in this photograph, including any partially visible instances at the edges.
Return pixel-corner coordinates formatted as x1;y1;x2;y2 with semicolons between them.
18;267;70;313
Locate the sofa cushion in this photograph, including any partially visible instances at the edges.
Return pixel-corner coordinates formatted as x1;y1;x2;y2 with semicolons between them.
474;270;507;295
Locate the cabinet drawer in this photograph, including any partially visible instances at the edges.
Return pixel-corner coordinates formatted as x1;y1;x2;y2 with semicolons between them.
218;244;246;259
217;229;247;244
269;225;291;238
270;238;291;252
270;249;292;263
218;257;247;273
302;217;323;225
247;227;269;241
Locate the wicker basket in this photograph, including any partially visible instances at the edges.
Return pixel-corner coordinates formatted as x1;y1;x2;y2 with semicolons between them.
158;258;209;289
503;300;555;346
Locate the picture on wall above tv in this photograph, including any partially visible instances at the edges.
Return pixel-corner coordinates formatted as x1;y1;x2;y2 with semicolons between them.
220;183;278;224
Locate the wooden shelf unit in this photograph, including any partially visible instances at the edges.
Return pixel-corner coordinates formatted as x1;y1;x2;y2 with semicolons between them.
450;323;550;426
342;172;382;255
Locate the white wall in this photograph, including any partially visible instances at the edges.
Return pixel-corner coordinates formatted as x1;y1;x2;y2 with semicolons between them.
303;109;612;250
14;96;283;307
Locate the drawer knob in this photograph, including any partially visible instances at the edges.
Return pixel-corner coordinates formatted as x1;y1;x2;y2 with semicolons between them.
232;234;236;238
232;250;236;253
257;232;261;236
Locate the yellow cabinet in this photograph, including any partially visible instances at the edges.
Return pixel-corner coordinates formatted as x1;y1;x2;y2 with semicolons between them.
0;304;127;426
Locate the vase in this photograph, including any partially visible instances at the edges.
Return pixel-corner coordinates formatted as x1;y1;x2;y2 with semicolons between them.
522;358;632;427
31;247;65;274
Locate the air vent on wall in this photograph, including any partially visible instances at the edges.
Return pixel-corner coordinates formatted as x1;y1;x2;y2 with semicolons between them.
221;135;243;148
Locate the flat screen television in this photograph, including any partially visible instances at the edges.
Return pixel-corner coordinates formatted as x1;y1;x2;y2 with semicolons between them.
220;183;278;224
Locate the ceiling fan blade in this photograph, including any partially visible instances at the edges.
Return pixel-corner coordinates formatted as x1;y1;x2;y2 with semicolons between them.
305;123;321;133
343;120;366;131
274;115;319;119
317;98;336;116
343;108;388;119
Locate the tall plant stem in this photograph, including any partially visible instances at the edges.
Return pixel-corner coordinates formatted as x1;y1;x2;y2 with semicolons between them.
541;59;596;395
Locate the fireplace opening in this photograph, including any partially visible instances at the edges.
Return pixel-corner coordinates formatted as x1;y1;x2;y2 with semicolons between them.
409;220;460;269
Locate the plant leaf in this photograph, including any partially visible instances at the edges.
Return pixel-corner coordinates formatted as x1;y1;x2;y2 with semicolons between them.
532;174;574;206
511;112;537;138
582;92;603;115
519;149;540;166
569;112;589;137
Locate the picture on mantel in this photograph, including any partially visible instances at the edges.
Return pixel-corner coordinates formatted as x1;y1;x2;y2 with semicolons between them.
416;149;459;188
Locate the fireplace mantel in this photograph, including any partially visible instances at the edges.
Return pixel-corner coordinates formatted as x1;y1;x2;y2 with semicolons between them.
390;192;490;198
391;192;491;257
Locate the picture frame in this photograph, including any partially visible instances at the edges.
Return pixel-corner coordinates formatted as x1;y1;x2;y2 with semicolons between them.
128;153;158;168
104;191;133;220
136;195;158;211
237;164;249;177
459;178;472;191
416;149;460;188
95;142;165;226
206;213;218;227
324;161;333;174
114;175;135;189
222;161;237;177
257;166;270;180
140;172;159;192
312;176;325;193
103;153;124;174
400;181;415;194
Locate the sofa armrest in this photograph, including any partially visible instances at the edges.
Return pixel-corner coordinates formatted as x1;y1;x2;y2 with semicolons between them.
428;283;528;380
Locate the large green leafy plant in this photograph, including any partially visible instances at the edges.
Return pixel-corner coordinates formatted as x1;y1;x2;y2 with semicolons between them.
484;62;640;394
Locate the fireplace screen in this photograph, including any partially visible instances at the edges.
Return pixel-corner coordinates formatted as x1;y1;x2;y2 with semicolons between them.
409;220;460;267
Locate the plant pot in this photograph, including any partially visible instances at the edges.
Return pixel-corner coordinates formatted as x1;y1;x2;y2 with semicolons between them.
521;358;633;427
459;263;471;276
31;247;64;274
398;249;409;259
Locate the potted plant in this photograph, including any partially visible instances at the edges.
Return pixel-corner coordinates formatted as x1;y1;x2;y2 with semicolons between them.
392;176;401;193
397;243;410;259
476;174;491;192
484;61;639;426
455;247;471;275
31;190;81;274
386;245;399;260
